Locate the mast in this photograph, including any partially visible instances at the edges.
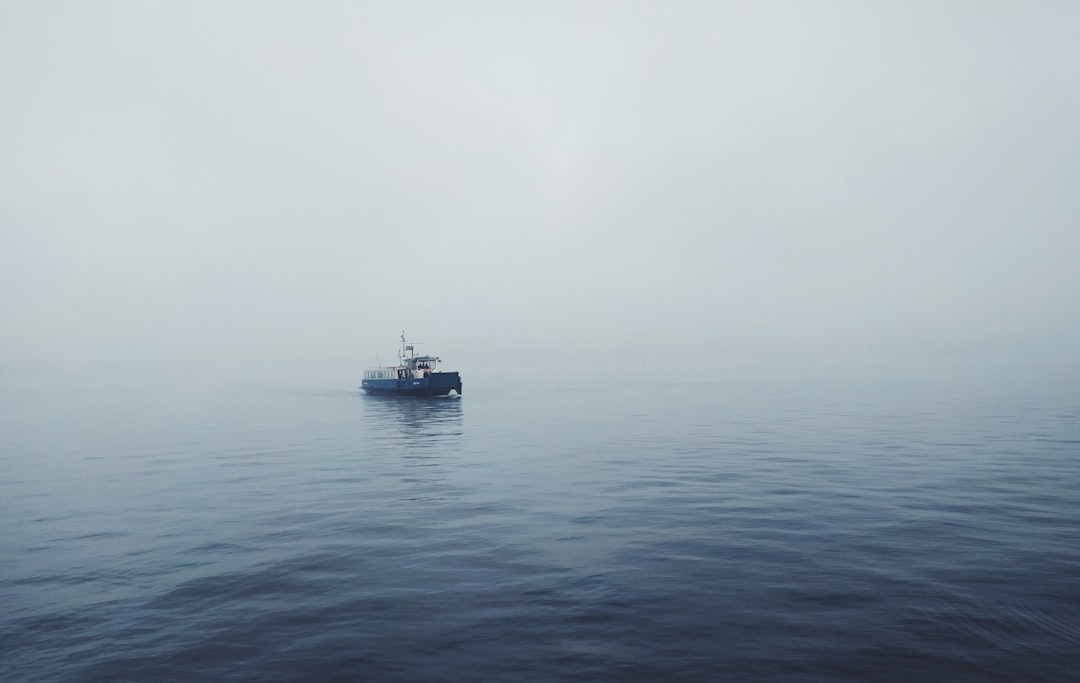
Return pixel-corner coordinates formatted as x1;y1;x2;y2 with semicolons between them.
399;331;417;364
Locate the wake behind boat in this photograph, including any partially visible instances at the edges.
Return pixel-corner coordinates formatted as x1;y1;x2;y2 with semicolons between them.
360;333;462;396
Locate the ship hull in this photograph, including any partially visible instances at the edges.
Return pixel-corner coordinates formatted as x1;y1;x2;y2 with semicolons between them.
361;371;462;396
362;386;457;397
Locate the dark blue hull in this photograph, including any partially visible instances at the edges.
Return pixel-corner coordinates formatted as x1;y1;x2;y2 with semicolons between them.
361;371;462;396
362;386;457;397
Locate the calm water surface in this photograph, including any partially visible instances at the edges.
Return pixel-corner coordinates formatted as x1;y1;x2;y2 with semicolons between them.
2;375;1078;681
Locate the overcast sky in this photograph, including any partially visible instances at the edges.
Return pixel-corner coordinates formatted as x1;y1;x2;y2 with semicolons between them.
2;1;1078;384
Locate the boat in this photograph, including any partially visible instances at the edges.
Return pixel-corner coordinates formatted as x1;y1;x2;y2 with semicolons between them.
360;333;463;396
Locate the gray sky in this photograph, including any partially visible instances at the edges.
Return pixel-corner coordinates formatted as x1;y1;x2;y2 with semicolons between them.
2;1;1078;384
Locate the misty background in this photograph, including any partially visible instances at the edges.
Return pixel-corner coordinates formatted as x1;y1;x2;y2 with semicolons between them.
2;1;1078;388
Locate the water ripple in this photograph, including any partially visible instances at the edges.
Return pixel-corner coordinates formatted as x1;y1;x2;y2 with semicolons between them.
2;380;1078;681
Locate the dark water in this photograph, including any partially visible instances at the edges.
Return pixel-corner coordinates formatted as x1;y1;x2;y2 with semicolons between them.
3;374;1079;681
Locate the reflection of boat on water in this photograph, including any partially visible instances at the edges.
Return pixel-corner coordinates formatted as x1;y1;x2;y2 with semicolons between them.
360;333;463;396
363;389;463;444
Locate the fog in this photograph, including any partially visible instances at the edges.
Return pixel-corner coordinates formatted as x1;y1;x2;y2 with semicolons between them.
3;1;1078;387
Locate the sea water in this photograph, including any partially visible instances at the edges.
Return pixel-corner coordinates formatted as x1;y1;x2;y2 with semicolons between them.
2;374;1078;681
